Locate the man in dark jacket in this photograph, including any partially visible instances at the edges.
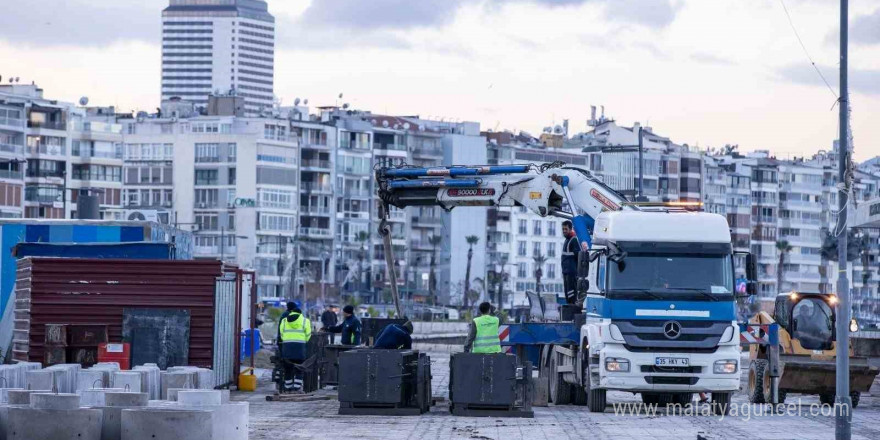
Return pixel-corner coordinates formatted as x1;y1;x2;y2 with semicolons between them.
320;305;339;344
373;320;413;349
323;305;362;346
561;220;580;304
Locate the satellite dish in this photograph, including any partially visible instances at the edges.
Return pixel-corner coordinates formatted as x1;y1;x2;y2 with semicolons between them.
303;99;308;105
371;119;377;124
393;123;400;129
403;123;410;130
338;93;343;99
15;77;19;83
294;98;301;106
342;103;350;109
382;120;389;128
419;125;425;132
79;96;89;106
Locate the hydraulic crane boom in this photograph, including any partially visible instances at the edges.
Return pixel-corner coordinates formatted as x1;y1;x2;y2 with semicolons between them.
374;161;636;315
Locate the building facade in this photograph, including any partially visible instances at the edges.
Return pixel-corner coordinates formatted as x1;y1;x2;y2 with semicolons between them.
162;0;275;115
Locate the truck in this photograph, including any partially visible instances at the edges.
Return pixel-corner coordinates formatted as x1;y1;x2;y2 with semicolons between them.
375;162;758;414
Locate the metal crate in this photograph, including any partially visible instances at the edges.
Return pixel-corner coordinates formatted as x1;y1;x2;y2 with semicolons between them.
449;353;534;417
338;349;431;415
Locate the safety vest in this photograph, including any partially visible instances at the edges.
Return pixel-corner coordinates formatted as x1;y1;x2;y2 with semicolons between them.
279;314;311;344
472;315;501;354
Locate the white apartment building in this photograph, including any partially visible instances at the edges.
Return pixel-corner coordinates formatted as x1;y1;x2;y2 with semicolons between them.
162;0;275;115
0;84;123;220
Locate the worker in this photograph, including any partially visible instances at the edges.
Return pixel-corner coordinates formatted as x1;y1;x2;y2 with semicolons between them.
561;220;580;305
321;304;339;344
322;304;362;346
277;302;311;392
276;301;299;342
373;320;414;349
464;302;502;353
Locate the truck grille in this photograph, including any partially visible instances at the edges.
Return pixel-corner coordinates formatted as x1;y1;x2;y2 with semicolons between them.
614;319;729;350
645;376;699;385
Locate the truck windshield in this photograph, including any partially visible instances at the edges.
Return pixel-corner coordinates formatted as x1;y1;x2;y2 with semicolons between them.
607;253;734;300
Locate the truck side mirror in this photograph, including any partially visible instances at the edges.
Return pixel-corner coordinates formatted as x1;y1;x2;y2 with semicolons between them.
745;253;758;296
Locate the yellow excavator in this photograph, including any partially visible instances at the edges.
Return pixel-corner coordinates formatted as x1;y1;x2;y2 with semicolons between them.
747;291;880;406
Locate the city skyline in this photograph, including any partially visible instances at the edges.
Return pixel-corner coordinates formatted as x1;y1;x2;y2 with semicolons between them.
2;0;879;160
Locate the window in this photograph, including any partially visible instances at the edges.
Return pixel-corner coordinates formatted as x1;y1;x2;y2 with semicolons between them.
533;220;542;236
259;213;295;231
195;169;218;185
258;189;293;209
518;219;527;234
532;242;541;257
547;242;556;257
547;264;556;279
194;189;218;208
71;164;121;182
518;263;528;278
517;241;527;257
195;213;218;231
228;168;236;185
227;213;235;231
195;143;219;162
547;221;555;236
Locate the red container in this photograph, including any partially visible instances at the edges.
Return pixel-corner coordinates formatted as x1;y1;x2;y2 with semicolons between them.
98;342;131;370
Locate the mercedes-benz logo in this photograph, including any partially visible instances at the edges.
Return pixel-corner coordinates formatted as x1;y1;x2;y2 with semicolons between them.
663;321;682;339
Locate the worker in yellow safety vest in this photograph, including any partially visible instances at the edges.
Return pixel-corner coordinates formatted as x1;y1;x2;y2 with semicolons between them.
464;302;502;353
278;301;312;391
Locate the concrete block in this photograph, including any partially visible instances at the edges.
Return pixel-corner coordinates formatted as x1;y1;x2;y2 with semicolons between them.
81;388;125;407
0;388;23;404
45;364;81;393
104;392;149;408
78;370;111;391
30;393;81;410
121;408;214;440
111;372;143;393
132;364;161;400
6;407;102;440
219;389;230;404
531;376;549;407
178;390;221;406
173;402;249;440
6;390;43;405
25;370;56;391
166;388;186;401
160;372;196;399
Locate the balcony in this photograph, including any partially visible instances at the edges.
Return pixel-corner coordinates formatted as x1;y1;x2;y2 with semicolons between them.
301;182;332;193
412;216;441;226
300;227;332;238
412;146;443;157
27;120;67;131
410;240;434;251
301;159;331;170
340;142;370;150
387;210;406;222
0;117;25;129
0;169;23;180
301;141;329;150
343;188;371;198
373;143;407;151
0;143;23;155
301;205;331;215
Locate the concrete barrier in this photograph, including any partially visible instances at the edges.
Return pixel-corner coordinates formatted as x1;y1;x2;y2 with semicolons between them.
98;392;149;440
6;390;44;405
6;407;102;440
177;390;221;406
121;408;214;440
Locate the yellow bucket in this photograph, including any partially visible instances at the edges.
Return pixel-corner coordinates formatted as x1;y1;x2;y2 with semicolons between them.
238;368;257;392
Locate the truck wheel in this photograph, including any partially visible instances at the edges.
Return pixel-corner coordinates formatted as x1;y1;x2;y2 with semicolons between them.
851;392;860;408
777;390;787;404
572;385;588;406
748;359;769;404
711;392;732;415
549;352;571;405
671;393;693;406
583;353;606;412
819;393;834;406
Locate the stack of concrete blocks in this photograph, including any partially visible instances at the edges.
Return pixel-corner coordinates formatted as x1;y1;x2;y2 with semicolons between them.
96;391;150;440
132;364;162;400
167;366;215;389
125;390;246;440
5;392;102;439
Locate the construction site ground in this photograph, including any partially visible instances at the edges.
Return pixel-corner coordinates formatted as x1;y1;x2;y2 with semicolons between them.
235;345;880;440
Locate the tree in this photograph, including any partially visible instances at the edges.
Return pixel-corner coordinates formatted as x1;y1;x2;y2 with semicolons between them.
533;252;548;295
776;240;792;294
428;235;443;305
487;254;510;308
464;235;479;310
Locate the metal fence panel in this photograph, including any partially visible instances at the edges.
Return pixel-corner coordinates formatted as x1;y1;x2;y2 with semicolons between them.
213;274;237;388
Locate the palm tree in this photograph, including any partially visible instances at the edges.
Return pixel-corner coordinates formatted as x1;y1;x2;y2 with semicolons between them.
428;235;443;305
776;240;792;294
464;235;479;309
533;252;548;295
487;254;509;308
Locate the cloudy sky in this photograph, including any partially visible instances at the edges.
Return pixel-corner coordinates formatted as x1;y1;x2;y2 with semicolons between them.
1;0;878;160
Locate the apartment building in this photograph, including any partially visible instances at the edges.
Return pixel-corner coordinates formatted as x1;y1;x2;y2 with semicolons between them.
0;84;123;221
162;0;275;115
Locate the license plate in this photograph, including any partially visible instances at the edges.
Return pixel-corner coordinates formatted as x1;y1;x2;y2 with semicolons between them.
655;357;689;367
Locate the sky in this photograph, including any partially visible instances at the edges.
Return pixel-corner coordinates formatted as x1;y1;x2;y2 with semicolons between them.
1;0;879;161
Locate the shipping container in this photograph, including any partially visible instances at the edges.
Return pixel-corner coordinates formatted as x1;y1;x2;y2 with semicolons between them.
12;258;237;380
0;220;193;359
12;242;177;260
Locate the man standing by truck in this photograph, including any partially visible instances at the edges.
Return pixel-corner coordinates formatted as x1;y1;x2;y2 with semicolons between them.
464;302;502;353
561;220;580;304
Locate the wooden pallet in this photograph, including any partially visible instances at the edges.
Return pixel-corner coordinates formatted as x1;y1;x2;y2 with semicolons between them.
266;393;335;402
449;403;534;418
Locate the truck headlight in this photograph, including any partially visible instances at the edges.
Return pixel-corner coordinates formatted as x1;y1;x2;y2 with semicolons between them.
605;357;630;372
608;324;625;342
713;359;737;374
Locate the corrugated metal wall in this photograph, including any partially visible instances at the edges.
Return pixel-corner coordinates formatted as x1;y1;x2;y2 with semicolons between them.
212;273;237;387
14;258;225;368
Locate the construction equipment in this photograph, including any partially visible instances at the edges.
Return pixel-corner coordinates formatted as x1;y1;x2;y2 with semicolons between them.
449;353;533;417
337;349;432;415
376;162;756;415
747;291;880;407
